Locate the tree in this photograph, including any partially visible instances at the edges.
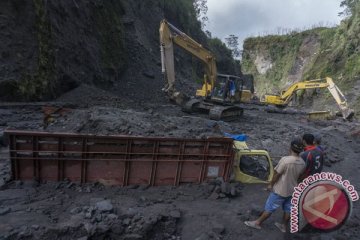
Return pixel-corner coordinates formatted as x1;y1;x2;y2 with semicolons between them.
225;34;240;59
205;30;212;38
193;0;208;29
339;0;357;17
208;37;241;75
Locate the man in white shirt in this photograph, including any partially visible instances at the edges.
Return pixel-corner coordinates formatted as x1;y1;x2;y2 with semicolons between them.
244;138;305;233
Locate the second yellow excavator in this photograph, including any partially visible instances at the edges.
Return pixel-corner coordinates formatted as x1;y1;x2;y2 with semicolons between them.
262;77;355;120
159;19;252;121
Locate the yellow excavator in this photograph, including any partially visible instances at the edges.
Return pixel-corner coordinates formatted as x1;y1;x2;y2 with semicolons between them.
262;77;355;120
159;19;273;184
159;19;252;121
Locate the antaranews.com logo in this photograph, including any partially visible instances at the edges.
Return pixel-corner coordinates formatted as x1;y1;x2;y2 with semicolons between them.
291;172;359;233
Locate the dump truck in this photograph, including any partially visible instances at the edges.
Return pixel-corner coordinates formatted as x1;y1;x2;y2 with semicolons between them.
6;130;273;185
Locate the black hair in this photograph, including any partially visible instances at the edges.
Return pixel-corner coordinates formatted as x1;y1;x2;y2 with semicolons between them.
291;138;303;154
314;134;322;145
302;133;314;145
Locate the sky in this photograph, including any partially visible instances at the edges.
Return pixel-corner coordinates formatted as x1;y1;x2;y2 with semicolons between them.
205;0;344;47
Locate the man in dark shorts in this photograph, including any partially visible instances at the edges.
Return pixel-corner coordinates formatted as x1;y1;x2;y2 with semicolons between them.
244;138;305;232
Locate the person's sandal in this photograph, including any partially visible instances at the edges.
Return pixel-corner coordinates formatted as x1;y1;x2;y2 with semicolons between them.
275;222;286;233
244;221;261;230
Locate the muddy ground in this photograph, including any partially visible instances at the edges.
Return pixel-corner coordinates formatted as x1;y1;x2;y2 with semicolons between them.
0;85;360;240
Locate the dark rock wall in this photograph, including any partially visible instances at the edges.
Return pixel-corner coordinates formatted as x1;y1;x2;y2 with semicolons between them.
0;0;127;101
0;0;240;104
0;0;39;99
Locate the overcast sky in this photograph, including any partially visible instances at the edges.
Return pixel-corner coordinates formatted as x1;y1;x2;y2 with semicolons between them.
205;0;344;47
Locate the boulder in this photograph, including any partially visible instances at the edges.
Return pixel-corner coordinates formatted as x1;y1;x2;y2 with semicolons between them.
0;207;11;216
95;200;113;213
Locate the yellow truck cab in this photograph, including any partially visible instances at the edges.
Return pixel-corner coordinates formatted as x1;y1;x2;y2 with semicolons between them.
231;137;274;183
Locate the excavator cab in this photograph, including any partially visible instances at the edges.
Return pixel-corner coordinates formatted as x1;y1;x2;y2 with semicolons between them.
196;74;213;98
210;74;252;104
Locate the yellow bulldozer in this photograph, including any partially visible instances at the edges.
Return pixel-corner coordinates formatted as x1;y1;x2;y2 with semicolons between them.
262;77;355;120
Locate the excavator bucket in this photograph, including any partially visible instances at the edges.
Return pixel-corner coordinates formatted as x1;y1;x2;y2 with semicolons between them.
169;91;189;106
341;108;355;121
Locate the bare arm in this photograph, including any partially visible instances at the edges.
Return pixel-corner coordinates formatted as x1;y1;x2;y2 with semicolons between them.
267;170;281;191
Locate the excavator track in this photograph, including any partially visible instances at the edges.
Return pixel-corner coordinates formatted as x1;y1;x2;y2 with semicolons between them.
182;99;202;113
209;105;244;121
182;99;243;121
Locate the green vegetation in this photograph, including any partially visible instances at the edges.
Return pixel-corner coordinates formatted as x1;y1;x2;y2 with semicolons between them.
163;0;240;77
6;0;238;100
14;0;127;100
17;0;56;100
208;37;241;75
242;1;360;112
303;5;360;89
304;2;360;90
94;0;126;77
242;32;307;93
163;0;204;40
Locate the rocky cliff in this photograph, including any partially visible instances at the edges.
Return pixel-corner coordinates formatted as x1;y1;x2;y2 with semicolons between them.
0;0;240;103
242;1;360;113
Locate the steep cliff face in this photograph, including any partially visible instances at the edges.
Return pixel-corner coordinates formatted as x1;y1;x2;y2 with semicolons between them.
0;0;240;103
0;0;40;99
242;2;360;112
242;30;330;95
0;0;127;101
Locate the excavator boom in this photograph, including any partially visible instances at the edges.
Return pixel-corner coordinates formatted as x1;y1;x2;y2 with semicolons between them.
160;19;216;103
262;77;354;120
325;77;354;120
